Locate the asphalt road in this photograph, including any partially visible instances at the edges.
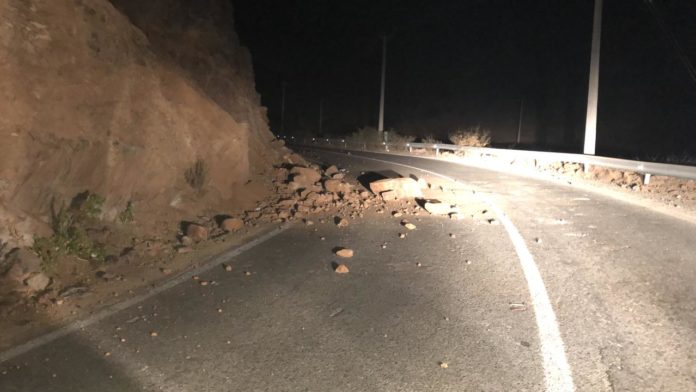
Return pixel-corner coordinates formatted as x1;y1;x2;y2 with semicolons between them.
1;148;695;391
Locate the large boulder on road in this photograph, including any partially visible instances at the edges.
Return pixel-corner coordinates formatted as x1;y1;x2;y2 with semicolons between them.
369;178;423;200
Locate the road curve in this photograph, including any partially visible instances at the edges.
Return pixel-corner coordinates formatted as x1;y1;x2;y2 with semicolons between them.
306;147;696;391
1;147;694;392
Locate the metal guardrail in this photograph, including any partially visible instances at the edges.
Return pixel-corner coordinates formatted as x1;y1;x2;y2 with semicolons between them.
288;137;696;184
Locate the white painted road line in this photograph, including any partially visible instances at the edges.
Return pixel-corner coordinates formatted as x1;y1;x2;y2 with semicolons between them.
0;225;291;364
321;150;576;392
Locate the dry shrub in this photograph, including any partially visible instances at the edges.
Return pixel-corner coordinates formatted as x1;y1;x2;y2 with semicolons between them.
422;135;439;144
185;159;208;191
448;126;491;147
387;131;415;150
347;126;383;147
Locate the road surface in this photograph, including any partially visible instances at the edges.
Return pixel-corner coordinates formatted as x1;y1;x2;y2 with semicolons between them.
1;148;695;391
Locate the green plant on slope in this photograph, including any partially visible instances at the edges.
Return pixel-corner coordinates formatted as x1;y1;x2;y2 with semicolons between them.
33;193;107;271
118;201;134;224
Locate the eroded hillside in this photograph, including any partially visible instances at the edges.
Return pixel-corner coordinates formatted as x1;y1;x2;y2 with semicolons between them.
0;0;289;249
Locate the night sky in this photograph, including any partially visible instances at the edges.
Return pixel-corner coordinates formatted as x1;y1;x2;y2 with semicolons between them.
233;0;696;159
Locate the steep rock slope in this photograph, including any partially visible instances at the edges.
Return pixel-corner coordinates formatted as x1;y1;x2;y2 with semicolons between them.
0;0;285;248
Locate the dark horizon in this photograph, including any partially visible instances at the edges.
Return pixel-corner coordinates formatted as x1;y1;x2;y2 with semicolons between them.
234;0;696;159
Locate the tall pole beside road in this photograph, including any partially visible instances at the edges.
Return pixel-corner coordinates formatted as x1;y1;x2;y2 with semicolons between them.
378;35;387;135
583;0;603;155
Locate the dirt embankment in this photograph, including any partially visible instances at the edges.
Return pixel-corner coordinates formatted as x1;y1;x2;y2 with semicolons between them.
0;0;290;249
0;0;314;328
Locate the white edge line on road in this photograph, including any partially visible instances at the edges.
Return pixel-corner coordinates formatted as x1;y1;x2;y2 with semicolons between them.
0;224;291;364
315;148;576;392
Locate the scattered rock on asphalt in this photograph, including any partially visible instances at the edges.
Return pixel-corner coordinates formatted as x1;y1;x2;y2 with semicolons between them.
439;361;449;369
223;264;233;272
487;218;499;225
335;217;349;227
509;303;527;311
186;224;209;242
369;178;423;200
401;220;417;230
449;233;456;238
535;237;542;243
423;201;456;215
160;267;173;275
220;218;244;232
398;233;406;238
334;264;350;274
335;248;354;258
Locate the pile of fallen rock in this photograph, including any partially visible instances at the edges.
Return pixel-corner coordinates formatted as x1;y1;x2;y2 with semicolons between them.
0;162;493;296
176;164;497;249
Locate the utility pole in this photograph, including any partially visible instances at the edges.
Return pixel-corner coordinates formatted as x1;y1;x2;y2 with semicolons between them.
378;35;387;135
516;98;524;145
280;81;286;134
583;0;603;155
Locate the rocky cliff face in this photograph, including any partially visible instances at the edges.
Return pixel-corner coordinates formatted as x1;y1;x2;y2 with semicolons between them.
0;0;286;248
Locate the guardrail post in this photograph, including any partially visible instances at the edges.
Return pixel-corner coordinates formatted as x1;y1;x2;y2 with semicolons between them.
644;173;651;185
407;143;412;153
435;145;440;156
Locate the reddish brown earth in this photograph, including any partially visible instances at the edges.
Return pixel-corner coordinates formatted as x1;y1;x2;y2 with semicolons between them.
0;0;313;349
0;0;296;249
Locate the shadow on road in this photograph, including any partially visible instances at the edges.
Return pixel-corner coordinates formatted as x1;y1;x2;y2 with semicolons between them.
356;170;403;190
1;334;142;392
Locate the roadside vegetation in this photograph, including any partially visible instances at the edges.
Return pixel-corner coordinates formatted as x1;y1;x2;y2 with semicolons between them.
32;192;107;272
347;126;415;151
448;125;492;147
